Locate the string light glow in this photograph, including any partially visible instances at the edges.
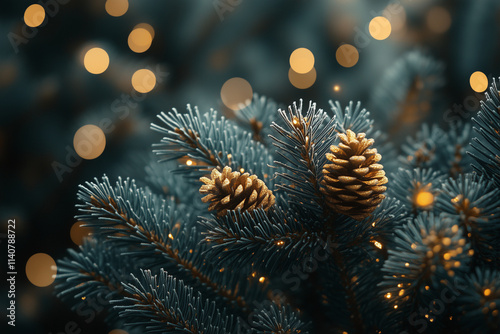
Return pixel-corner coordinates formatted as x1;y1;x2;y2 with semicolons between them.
26;253;57;287
415;190;434;208
336;44;359;68
84;48;110;75
470;71;488;93
131;69;156;93
24;4;45;28
128;27;153;53
105;0;129;17
73;125;106;160
288;67;317;89
220;77;253;111
289;48;315;74
369;16;392;40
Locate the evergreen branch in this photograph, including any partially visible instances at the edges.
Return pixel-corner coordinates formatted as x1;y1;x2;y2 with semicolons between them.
77;176;259;312
151;105;275;185
379;212;471;328
199;208;327;273
270;100;336;216
469;77;500;186
253;303;309;334
329;100;374;136
114;269;233;334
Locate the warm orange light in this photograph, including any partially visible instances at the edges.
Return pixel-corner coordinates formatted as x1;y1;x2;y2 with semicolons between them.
220;77;253;111
484;289;492;297
128;27;153;53
333;85;341;92
259;277;266;283
336;44;359;68
288;67;317;89
131;69;156;93
84;48;110;75
415;191;434;207
426;7;452;33
70;222;93;246
26;253;57;287
105;0;129;17
73;125;106;160
369;16;392;40
24;4;45;28
289;48;315;74
470;71;488;93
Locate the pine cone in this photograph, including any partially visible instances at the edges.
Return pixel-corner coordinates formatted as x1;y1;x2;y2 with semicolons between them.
321;129;388;220
200;166;275;217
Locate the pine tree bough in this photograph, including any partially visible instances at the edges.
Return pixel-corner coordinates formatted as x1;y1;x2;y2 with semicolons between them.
321;129;388;220
200;166;275;217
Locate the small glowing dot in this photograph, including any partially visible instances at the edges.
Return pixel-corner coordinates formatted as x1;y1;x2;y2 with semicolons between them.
24;4;45;28
276;241;285;246
289;48;315;74
84;48;110;75
443;253;451;260
442;237;451;246
405;262;409;267
186;160;193;166
470;71;488;93
373;240;383;249
131;69;156;93
333;85;341;92
74;125;106;160
415;191;434;208
399;289;405;296
288;67;317;89
81;296;86;300
425;285;430;290
259;277;266;283
251;272;256;277
70;222;93;246
336;44;359;68
426;7;451;34
394;305;398;309
26;253;57;287
220;77;253;111
239;168;245;173
385;292;391;299
105;0;129;17
168;233;174;240
219;268;225;272
484;289;492;297
128;26;153;53
369;16;392;40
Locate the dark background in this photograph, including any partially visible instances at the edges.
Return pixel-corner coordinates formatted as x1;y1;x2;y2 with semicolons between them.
1;0;500;333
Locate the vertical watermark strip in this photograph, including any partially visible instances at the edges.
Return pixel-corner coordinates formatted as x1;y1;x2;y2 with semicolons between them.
6;219;16;327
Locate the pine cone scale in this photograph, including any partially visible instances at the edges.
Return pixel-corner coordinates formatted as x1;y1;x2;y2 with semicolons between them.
321;129;388;220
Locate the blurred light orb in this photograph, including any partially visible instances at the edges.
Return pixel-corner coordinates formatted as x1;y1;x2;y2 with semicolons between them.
336;44;359;68
333;85;341;92
134;23;155;39
24;4;45;28
26;253;57;287
288;67;317;89
128;27;153;53
220;77;253;110
383;4;406;32
426;7;451;34
105;0;129;17
415;191;434;208
369;16;392;40
70;222;93;246
470;71;488;93
289;48;315;74
73;125;106;160
132;69;156;93
84;48;110;74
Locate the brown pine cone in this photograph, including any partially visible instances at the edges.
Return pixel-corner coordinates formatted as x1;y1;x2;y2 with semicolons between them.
321;129;388;220
199;166;275;217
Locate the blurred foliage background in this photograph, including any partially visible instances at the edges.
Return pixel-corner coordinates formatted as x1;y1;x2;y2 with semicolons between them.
1;0;499;333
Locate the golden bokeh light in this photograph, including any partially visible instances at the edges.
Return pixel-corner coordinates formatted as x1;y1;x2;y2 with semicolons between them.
26;253;57;287
73;125;106;160
109;330;129;334
220;77;253;110
83;48;110;75
134;23;155;39
131;69;156;93
426;7;452;34
105;0;129;17
24;4;45;28
289;48;315;74
470;71;488;93
369;16;392;40
288;67;316;89
336;44;359;68
128;27;153;53
415;191;434;208
333;85;341;92
70;222;93;246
